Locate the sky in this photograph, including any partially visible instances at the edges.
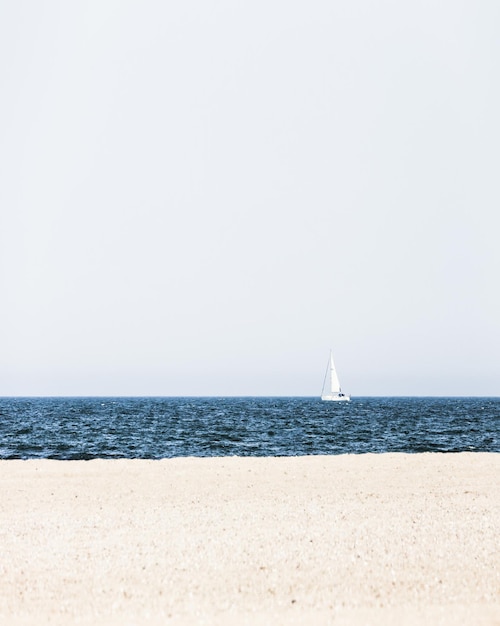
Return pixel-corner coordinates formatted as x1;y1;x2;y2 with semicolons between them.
1;0;499;396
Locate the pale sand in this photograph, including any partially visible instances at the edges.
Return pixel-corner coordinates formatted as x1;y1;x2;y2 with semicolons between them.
0;454;499;625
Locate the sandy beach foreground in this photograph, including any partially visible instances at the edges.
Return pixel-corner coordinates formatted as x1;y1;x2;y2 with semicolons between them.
0;454;498;625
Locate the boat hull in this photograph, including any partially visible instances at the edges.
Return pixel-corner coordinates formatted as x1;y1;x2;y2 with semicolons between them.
321;394;351;402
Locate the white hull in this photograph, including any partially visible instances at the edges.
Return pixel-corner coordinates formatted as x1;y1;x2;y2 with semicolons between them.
321;394;351;402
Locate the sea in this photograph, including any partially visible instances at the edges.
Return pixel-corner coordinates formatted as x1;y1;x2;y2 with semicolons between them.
0;397;498;460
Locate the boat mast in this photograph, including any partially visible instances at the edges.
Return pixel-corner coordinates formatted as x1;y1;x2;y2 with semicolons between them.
329;351;341;394
329;352;336;393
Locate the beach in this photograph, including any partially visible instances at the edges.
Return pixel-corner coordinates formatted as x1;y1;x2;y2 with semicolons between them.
0;453;498;625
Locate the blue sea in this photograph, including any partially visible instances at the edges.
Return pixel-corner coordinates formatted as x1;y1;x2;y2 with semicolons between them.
0;397;498;460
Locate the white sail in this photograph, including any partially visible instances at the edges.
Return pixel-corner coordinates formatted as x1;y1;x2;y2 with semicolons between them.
321;351;350;402
328;353;341;393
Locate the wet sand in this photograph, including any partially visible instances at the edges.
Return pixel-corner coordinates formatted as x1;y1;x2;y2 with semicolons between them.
0;453;498;625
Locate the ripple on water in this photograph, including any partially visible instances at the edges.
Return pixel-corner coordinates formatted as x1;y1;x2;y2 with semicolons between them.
0;397;498;459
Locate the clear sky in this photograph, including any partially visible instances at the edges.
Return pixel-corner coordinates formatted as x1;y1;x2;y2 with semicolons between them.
1;1;499;396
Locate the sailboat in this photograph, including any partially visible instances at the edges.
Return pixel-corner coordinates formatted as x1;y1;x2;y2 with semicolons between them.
321;351;351;401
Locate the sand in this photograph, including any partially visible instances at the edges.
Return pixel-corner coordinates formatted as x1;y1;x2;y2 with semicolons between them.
0;453;498;625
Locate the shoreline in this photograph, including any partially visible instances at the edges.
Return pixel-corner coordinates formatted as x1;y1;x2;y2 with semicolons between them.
1;453;499;625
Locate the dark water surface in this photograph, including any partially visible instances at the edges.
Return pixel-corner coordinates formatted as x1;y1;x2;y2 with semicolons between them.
0;397;498;459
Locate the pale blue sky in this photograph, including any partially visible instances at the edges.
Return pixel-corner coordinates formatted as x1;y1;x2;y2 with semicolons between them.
1;1;499;396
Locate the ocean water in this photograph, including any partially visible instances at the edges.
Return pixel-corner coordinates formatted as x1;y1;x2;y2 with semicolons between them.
0;397;498;460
